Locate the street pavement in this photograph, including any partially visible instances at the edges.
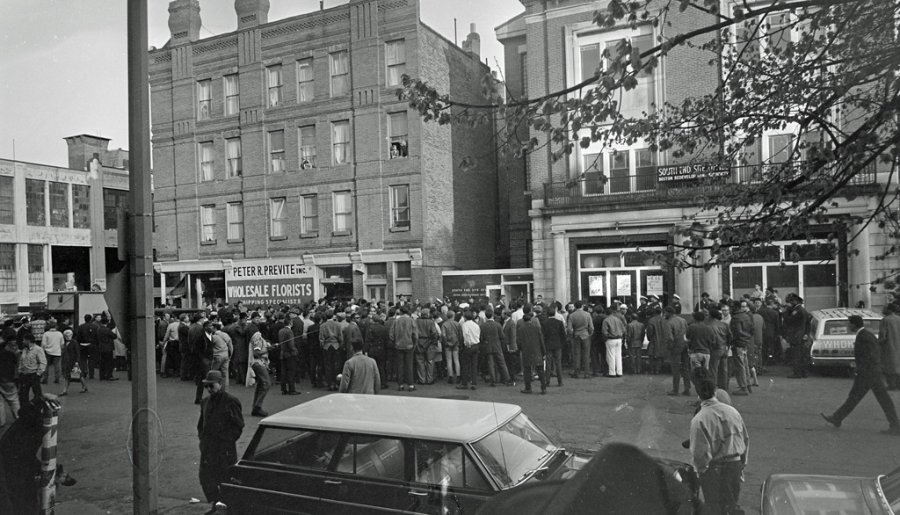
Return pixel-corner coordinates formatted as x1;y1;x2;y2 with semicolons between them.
18;365;899;514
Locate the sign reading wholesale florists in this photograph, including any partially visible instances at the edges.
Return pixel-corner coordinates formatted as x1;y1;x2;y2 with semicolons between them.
657;163;730;184
226;259;317;305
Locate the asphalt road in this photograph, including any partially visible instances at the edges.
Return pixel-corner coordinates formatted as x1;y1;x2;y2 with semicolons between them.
20;365;900;514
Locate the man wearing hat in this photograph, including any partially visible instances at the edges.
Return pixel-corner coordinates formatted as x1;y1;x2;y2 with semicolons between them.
783;294;811;379
601;304;628;377
197;370;244;514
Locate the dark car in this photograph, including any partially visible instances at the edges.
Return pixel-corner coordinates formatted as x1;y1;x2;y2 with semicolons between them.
221;394;699;514
762;468;900;514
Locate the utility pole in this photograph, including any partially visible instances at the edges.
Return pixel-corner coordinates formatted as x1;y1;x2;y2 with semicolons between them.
127;1;159;513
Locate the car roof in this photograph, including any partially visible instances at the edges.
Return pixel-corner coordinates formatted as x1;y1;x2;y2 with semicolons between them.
810;308;882;321
261;394;523;443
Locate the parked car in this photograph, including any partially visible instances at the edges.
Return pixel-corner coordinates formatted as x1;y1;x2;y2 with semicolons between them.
809;308;882;370
220;394;700;514
762;468;900;514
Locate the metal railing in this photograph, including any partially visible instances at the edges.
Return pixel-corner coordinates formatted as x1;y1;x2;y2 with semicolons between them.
542;160;878;209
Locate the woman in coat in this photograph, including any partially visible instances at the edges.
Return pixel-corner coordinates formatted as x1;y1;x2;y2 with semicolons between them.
516;305;547;394
60;329;87;395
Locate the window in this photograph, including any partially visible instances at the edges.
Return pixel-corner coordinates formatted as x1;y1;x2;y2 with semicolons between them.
26;179;45;226
389;185;410;229
226;138;242;177
199;141;215;181
49;182;69;228
103;188;127;230
297;58;314;102
269;130;285;172
0;244;15;293
388;112;408;158
385;40;406;86
299;125;317;169
197;79;211;120
28;244;44;293
330;51;349;97
578;32;655;118
582;154;604;195
200;205;216;243
224;74;239;116
635;149;657;191
608;152;630;193
270;198;286;238
332;121;350;165
768;134;794;164
0;176;12;224
226;202;243;242
300;194;318;235
395;261;412;299
72;184;90;228
333;191;352;233
336;436;406;480
413;440;490;490
267;64;283;107
765;12;793;57
244;428;341;469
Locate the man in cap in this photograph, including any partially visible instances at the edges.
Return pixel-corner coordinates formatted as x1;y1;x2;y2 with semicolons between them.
783;294;811;378
601;304;628;377
197;370;244;514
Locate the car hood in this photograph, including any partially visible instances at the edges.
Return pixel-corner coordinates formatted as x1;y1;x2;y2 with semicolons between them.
542;448;593;482
762;474;887;515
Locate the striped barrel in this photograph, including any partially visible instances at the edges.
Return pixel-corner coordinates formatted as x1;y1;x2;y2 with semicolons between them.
38;398;61;515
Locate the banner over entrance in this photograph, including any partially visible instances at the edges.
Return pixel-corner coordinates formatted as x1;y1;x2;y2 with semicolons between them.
225;259;317;305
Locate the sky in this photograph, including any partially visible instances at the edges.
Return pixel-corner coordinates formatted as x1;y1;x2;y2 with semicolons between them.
0;0;523;168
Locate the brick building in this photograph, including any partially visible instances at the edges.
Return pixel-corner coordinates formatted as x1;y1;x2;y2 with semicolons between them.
497;0;895;312
149;0;498;306
0;135;129;312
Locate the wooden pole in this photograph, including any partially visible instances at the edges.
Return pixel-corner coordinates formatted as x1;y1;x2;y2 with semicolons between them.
127;1;159;513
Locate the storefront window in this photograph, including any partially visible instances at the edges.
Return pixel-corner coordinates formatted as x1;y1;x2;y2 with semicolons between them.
803;264;837;311
580;253;619;269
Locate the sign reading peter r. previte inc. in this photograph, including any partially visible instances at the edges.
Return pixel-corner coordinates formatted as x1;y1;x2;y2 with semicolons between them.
226;259;317;305
657;163;730;183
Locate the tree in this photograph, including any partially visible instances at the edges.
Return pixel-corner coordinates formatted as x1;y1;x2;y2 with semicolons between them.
401;0;900;291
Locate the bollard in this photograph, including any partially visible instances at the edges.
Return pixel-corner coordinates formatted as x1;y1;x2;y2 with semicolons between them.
38;397;61;515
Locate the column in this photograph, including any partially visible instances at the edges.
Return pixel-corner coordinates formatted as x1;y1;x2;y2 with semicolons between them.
849;224;871;309
552;231;568;304
674;230;694;311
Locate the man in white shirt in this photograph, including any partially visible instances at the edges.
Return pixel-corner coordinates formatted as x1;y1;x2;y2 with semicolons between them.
459;311;481;390
41;321;64;385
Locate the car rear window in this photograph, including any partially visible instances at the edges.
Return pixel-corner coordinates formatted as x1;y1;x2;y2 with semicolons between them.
821;319;879;336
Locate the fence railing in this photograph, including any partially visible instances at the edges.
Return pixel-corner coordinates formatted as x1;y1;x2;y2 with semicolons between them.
542;160;878;209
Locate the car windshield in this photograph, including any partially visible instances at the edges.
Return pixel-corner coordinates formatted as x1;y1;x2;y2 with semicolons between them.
470;413;558;489
879;469;900;512
821;319;879;337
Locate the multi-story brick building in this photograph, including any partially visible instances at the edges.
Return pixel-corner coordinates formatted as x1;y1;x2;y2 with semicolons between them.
0;135;129;313
497;0;894;312
149;0;499;306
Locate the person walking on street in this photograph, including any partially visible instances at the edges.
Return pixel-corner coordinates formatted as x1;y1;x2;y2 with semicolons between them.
59;329;87;396
879;303;900;390
17;333;46;405
339;339;381;394
197;370;244;515
690;375;750;515
783;294;811;378
821;315;900;435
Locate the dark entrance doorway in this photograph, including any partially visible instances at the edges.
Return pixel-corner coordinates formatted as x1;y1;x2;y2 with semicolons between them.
51;246;90;291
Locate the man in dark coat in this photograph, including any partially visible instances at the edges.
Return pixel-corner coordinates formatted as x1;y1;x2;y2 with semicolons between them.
74;314;98;379
664;307;689;396
821;315;900;435
540;305;567;387
782;294;811;378
197;370;244;514
178;314;192;381
757;298;782;365
517;305;547;395
225;313;248;385
366;314;389;389
96;319;118;381
480;309;511;386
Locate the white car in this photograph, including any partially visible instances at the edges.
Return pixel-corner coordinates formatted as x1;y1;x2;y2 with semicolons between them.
808;308;882;369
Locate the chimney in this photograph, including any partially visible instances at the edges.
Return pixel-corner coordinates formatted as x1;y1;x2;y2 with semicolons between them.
235;0;270;30
462;23;481;60
168;0;201;44
63;135;112;171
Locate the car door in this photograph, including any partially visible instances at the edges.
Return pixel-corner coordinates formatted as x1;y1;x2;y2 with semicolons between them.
221;427;342;514
317;434;409;514
403;440;494;515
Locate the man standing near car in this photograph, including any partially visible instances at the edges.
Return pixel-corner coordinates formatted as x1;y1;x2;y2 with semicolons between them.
339;339;380;394
879;303;900;390
197;370;244;515
783;294;811;378
821;315;900;435
690;375;749;515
